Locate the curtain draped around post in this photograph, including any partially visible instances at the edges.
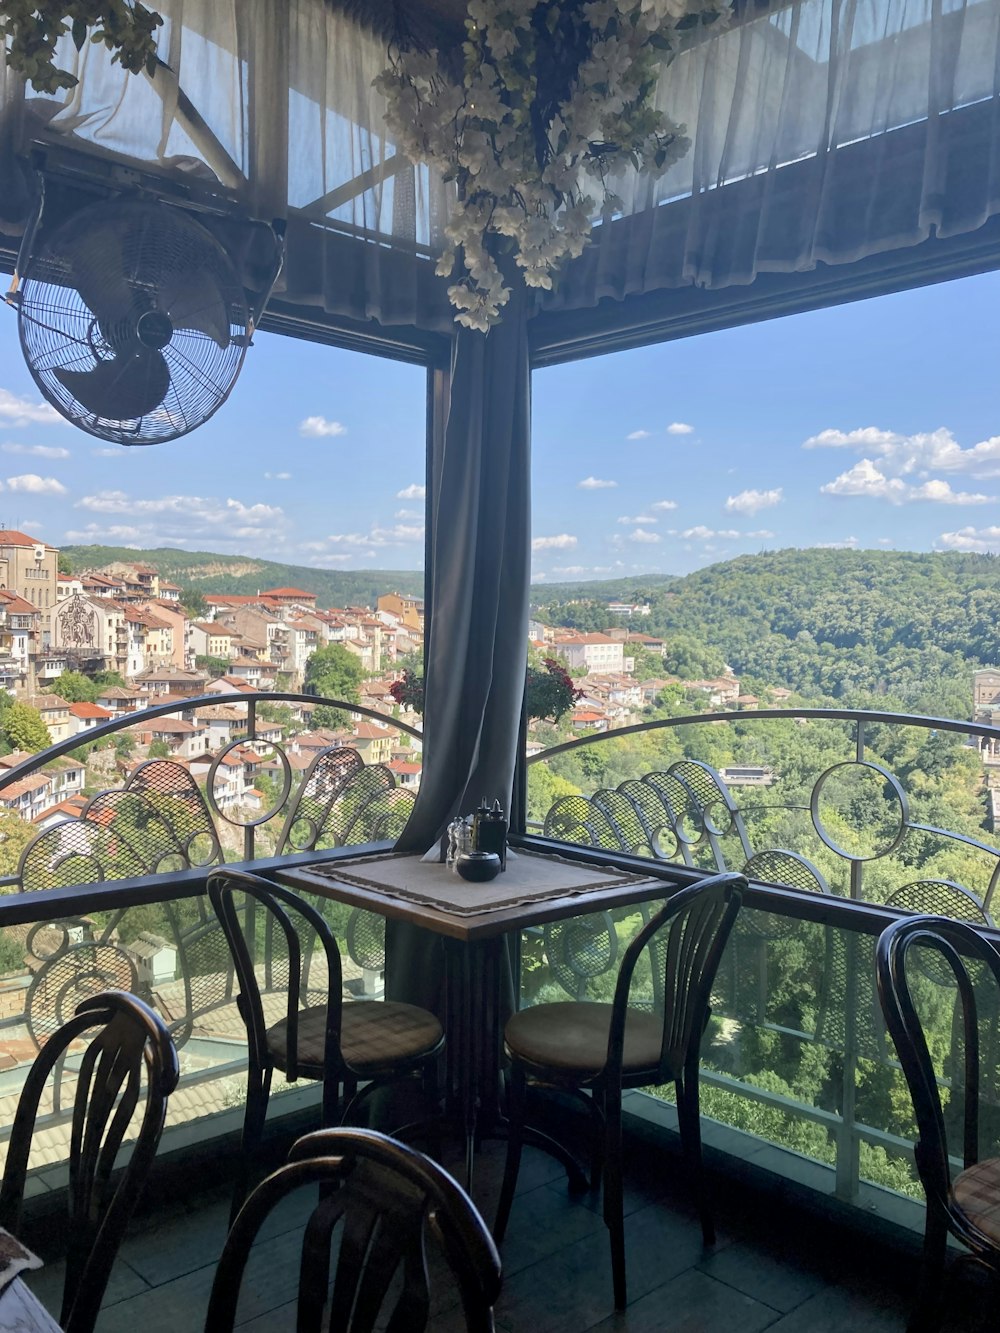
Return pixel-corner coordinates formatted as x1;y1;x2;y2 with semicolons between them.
384;282;530;1010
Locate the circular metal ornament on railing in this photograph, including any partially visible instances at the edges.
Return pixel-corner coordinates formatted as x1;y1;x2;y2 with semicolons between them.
26;943;138;1048
206;739;292;828
810;759;909;862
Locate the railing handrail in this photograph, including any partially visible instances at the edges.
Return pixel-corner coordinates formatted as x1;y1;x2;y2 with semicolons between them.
528;705;1000;765
0;689;423;795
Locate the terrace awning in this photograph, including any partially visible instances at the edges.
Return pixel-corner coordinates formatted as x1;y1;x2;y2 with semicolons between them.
1;0;999;847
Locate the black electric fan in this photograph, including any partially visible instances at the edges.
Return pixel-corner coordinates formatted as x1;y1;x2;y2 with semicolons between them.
9;194;269;445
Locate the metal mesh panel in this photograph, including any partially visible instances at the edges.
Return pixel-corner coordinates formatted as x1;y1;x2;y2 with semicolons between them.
346;909;386;972
543;795;619;850
25;943;138;1048
83;789;188;874
542;912;618;1000
341;779;414;846
741;850;828;940
277;748;365;852
326;765;397;847
126;760;222;866
592;789;653;857
18;817;147;891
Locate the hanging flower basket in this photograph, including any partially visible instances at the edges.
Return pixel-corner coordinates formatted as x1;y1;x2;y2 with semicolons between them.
376;0;730;330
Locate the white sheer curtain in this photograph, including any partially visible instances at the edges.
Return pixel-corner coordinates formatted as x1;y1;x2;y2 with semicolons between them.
1;0;997;327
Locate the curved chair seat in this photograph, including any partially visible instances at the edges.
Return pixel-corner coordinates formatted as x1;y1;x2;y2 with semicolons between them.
208;868;445;1223
504;1001;665;1080
952;1157;1000;1246
266;1000;444;1078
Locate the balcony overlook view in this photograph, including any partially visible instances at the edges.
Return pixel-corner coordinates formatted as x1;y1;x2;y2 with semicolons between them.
1;4;999;1325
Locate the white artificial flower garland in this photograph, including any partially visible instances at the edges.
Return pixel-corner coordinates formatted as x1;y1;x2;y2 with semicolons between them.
375;0;730;331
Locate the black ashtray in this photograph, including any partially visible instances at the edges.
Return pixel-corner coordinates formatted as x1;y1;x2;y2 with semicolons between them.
455;851;501;883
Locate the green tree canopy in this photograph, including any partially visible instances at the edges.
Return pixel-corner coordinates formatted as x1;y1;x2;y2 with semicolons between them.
305;644;365;730
52;671;98;704
3;702;52;753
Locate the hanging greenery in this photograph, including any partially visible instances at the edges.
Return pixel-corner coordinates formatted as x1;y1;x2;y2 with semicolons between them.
376;0;730;331
0;1;163;94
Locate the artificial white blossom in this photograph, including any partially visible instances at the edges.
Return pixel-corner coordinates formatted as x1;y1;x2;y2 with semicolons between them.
374;0;730;329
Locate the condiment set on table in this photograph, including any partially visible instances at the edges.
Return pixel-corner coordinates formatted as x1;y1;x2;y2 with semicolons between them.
445;800;508;881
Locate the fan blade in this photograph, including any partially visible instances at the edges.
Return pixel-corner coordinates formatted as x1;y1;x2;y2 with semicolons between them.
54;349;170;421
157;266;232;348
64;217;145;344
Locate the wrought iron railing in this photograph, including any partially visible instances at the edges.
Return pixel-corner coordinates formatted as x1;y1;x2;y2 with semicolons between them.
0;691;410;1164
523;708;1000;1210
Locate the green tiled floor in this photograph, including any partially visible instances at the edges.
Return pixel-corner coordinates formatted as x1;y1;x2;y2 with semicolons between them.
16;1135;996;1331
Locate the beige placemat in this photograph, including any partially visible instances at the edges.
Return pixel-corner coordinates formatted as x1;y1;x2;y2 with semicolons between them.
306;849;651;917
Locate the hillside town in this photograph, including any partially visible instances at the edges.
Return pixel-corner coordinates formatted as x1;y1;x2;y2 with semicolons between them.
0;527;726;831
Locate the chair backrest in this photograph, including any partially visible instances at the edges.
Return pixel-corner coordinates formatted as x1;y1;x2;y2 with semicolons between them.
205;1128;502;1333
608;872;745;1081
0;990;179;1333
876;914;1000;1219
207;867;345;1084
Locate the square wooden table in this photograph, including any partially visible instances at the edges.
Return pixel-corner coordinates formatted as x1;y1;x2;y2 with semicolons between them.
280;848;669;1182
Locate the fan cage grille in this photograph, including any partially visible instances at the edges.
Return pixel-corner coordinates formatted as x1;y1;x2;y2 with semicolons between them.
17;199;251;446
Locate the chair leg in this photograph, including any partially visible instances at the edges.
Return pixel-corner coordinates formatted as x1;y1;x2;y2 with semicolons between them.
677;1071;713;1247
603;1086;627;1311
230;1066;272;1227
494;1063;527;1244
907;1206;948;1333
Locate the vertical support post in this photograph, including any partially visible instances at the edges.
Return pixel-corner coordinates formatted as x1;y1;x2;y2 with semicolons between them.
835;853;862;1201
244;698;256;863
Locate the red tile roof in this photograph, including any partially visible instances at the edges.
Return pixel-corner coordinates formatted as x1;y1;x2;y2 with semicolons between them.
0;529;48;548
70;702;113;719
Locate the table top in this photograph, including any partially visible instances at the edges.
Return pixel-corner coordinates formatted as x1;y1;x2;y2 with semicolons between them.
280;847;668;941
0;1280;61;1332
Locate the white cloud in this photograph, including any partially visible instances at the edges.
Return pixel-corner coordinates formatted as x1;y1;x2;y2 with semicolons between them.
319;521;424;549
651;499;678;511
805;424;1000;479
626;429;651;440
395;507;421;519
578;476;617;489
91;447;120;458
2;442;70;460
617;514;658;525
666;422;694;435
0;389;64;428
7;473;67;495
64;523;143;543
299;415;347;438
821;459;994;505
553;565;588;575
815;537;860;549
907;479;993;504
532;534;578;551
747;529;776;539
681;525;741;540
629;529;661;544
264;471;291;480
878;537;894;545
821;460;908;503
73;491;288;550
396;484;426;500
725;487;783;515
938;526;1000;553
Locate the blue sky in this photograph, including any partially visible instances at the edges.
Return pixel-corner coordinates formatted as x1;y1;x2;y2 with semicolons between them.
0;267;998;583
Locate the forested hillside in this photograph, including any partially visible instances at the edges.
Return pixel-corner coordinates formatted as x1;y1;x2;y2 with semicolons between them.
535;549;1000;715
61;545;424;610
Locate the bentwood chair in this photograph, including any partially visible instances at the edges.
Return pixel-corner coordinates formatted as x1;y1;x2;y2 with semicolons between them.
0;991;179;1333
495;871;745;1310
205;1128;502;1332
877;914;1000;1331
208;868;445;1221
